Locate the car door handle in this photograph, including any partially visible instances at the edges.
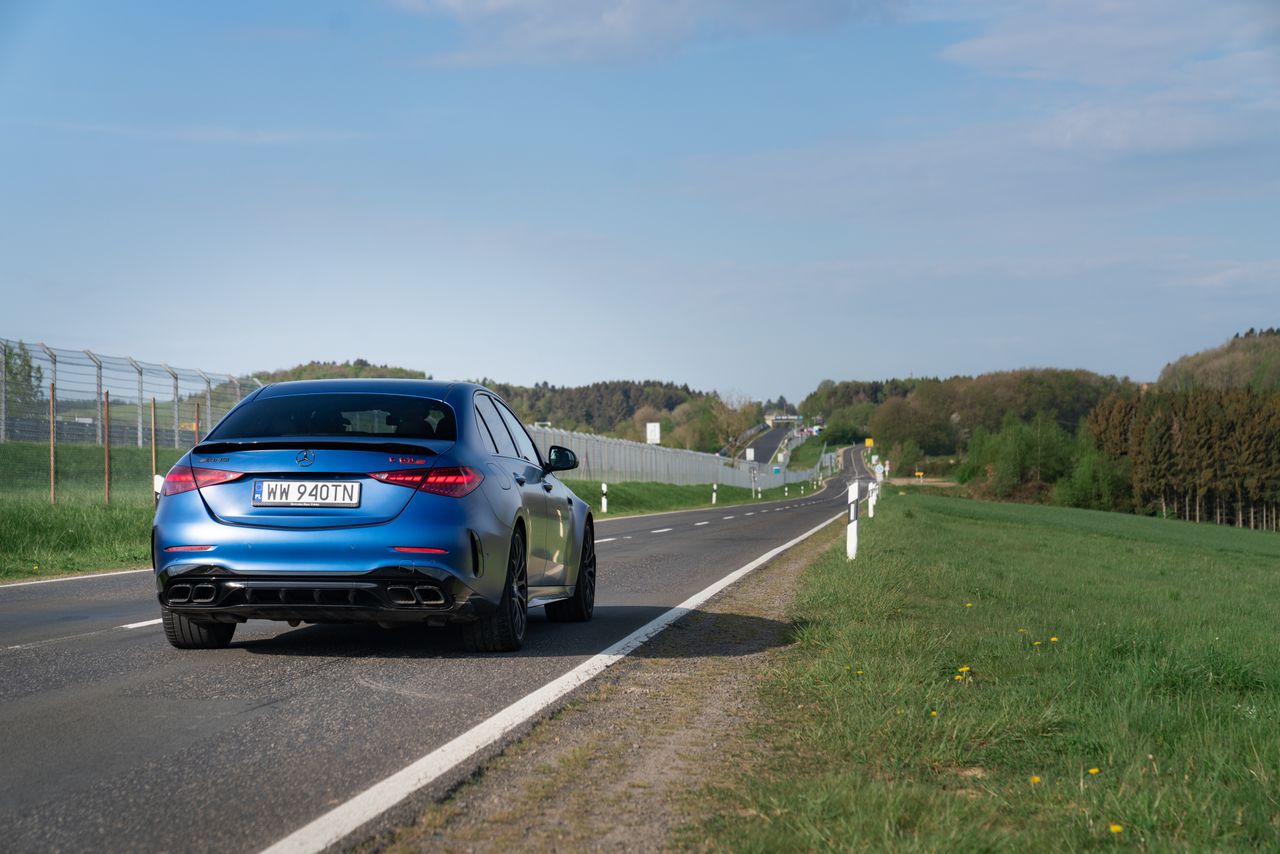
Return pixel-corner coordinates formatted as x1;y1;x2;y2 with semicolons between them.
542;482;553;492
513;473;526;486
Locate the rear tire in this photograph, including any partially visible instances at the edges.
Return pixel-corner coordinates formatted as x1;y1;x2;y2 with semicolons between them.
161;606;236;649
465;527;528;652
546;518;595;623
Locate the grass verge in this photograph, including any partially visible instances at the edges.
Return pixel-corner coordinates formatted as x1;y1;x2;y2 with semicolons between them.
700;493;1280;850
784;437;825;471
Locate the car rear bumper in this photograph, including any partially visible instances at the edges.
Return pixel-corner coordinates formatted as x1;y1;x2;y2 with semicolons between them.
156;569;497;624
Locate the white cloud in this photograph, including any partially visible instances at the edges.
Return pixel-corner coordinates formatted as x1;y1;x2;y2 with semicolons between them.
928;0;1280;155
391;0;882;64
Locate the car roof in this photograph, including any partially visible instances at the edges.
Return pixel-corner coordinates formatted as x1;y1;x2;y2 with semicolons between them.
256;378;483;400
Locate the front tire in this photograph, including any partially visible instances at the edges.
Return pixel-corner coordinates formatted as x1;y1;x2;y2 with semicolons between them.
465;527;528;652
161;606;236;649
546;518;595;623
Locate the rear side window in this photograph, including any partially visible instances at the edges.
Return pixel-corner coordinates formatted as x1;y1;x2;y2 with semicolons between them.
495;400;540;464
208;393;456;441
475;395;518;458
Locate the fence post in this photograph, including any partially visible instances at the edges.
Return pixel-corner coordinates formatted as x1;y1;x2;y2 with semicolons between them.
195;401;201;444
85;349;103;446
197;369;212;432
0;340;6;443
49;382;56;505
164;364;179;448
150;397;157;491
128;358;144;447
39;343;57;426
104;390;111;503
847;481;860;560
230;376;241;403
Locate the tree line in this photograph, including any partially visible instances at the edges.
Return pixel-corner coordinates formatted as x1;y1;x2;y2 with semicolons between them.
1087;389;1280;529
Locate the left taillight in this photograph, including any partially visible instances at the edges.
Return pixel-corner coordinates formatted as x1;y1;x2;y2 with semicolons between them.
369;466;484;498
161;465;243;495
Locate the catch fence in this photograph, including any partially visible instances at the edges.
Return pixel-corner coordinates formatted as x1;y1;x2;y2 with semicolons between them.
0;337;829;504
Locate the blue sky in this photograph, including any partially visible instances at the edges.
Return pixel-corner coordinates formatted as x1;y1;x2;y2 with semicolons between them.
2;1;1278;401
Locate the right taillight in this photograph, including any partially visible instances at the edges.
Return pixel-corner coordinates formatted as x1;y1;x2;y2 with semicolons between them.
370;466;483;498
420;466;484;497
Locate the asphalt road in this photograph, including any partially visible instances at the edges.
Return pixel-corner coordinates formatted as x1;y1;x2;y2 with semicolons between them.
0;449;872;852
744;424;791;465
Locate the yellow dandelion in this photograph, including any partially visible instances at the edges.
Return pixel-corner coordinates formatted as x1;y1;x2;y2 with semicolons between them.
1050;636;1059;643
930;710;938;717
1017;627;1028;633
954;674;964;681
958;665;971;673
895;708;905;716
855;669;864;676
1029;775;1041;785
1088;767;1100;775
965;602;973;608
1109;824;1123;834
1033;641;1042;646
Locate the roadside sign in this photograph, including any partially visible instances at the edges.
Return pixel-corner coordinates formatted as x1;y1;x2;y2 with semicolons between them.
645;422;661;444
865;438;874;447
773;466;781;474
746;448;755;461
875;464;885;475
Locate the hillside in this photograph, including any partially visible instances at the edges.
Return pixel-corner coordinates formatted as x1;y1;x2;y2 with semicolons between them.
254;359;426;382
248;361;724;448
800;369;1131;452
1157;328;1280;392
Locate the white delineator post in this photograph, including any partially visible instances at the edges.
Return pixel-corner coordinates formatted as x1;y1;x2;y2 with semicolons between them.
868;482;876;518
601;482;608;515
847;481;860;560
785;485;789;497
712;483;717;505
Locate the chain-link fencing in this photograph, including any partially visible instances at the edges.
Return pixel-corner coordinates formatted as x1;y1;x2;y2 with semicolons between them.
1;338;248;504
1;337;830;505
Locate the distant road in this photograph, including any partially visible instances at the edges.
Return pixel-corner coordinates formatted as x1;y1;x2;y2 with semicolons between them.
744;425;791;466
0;465;876;852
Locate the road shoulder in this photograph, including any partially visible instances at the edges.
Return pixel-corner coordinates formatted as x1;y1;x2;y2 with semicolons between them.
364;521;843;852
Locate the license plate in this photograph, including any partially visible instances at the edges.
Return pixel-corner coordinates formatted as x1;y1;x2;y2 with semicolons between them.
252;480;361;507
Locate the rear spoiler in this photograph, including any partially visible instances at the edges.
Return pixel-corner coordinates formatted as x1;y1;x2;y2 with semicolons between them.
191;440;441;456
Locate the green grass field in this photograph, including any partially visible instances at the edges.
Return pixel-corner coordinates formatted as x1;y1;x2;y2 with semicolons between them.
783;436;826;471
701;493;1280;850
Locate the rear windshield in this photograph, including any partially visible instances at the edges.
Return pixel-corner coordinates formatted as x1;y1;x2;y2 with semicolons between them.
209;393;456;441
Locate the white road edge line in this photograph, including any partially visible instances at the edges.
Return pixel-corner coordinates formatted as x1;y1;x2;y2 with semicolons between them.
649;528;673;534
593;538;617;544
120;619;162;630
0;568;151;589
259;510;846;854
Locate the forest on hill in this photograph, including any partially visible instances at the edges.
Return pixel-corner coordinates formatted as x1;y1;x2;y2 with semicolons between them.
800;369;1131;455
248;362;756;454
1157;328;1280;392
796;331;1280;533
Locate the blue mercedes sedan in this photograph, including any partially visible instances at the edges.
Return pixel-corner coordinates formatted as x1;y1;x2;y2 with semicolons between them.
152;379;595;652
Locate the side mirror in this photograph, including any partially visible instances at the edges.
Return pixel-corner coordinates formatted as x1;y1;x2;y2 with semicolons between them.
545;445;578;473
